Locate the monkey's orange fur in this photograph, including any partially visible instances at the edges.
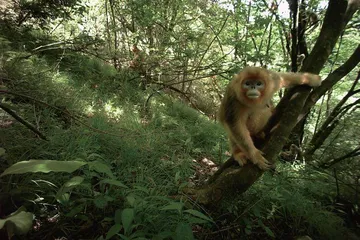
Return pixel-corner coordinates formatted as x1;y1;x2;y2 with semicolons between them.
219;67;321;170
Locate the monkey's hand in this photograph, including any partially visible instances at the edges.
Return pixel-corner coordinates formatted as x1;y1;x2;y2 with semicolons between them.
303;73;321;87
249;150;271;170
233;151;248;166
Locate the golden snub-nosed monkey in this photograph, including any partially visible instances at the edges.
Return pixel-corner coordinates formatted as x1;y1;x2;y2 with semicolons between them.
219;67;321;170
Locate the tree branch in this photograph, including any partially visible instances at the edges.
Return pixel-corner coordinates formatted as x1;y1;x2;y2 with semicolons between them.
0;103;48;140
304;71;360;161
302;44;360;115
300;0;354;73
320;146;360;169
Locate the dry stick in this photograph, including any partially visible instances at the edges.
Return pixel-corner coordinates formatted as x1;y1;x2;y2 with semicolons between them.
207;24;225;55
265;20;273;62
0;103;48;140
0;90;126;138
339;98;360;115
323;147;360;169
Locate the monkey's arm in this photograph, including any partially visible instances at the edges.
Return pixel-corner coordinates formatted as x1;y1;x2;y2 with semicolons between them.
225;113;255;153
274;71;321;88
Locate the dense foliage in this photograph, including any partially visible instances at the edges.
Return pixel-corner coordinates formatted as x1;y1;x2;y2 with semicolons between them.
0;0;359;239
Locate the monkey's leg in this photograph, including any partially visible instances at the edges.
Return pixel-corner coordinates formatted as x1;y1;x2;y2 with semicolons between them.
230;141;248;166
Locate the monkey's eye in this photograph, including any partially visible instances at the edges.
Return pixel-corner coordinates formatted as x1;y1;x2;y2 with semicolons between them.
244;81;251;86
256;82;263;86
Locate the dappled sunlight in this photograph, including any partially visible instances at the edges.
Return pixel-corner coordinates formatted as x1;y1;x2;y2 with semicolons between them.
52;73;69;84
103;101;125;120
83;101;128;121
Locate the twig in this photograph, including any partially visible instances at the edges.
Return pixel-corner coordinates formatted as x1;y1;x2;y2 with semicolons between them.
193;15;229;77
0;103;48;140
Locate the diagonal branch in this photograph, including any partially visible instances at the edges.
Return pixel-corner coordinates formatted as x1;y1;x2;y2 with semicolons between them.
0;103;48;140
302;44;360;116
320;146;360;169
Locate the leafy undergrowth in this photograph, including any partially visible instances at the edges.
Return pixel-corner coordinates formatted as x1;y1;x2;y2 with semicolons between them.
0;34;358;240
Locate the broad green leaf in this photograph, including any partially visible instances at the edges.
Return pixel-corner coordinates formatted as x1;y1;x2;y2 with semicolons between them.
175;222;194;240
100;179;128;188
118;234;130;240
94;195;109;209
106;224;122;240
187;216;208;225
175;171;181;183
134;186;149;194
183;209;214;223
56;176;84;201
0;160;87;177
153;231;173;240
57;193;70;205
263;226;275;238
88;161;115;179
0;209;34;235
126;195;136;207
65;203;85;217
253;207;261;218
87;153;104;161
76;214;89;221
121;208;134;235
115;209;122;224
0;148;5;157
160;202;184;213
128;228;146;238
64;176;84;188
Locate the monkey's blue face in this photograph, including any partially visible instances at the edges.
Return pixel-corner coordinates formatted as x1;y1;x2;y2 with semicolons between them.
242;79;265;99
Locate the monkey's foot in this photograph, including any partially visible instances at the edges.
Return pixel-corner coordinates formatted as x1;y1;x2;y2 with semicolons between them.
250;150;271;170
233;152;248;166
